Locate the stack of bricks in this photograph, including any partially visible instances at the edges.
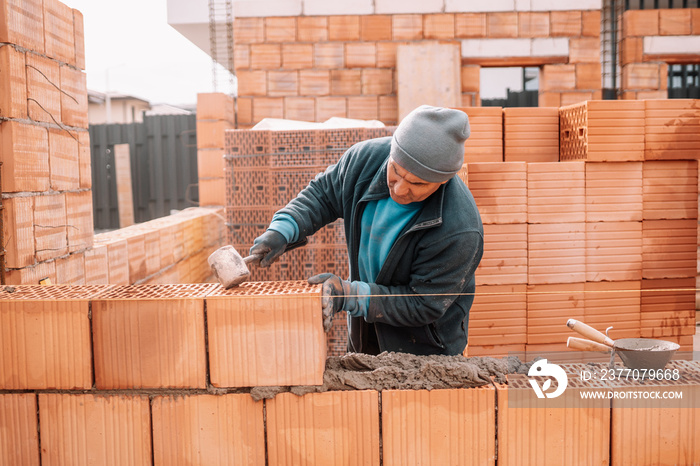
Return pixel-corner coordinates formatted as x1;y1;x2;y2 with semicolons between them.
620;8;700;100
503;107;559;163
196;93;235;207
92;207;225;285
225;126;394;355
462;99;698;357
2;282;699;464
1;0;93;286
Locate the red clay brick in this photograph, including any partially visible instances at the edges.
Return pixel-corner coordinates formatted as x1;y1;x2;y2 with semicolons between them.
620;37;643;66
469;284;526;345
640;278;696;339
497;379;610;464
526;282;585;343
644;99;700;160
346;42;376;68
379;95;398;124
0;285;113;389
518;12;549;38
72;8;84;69
487;12;518;38
267;71;299;97
642;160;698;220
0;45;27;119
92;284;216;389
43;0;75;65
585;161;643;222
468;162;527;224
584;281;641;339
196;92;234;122
550;11;581;37
331;69;361;95
455;107;503;163
329;15;360;41
84;245;109;285
424;13;455;39
152;394;265;465
528;161;585;223
659;8;691;36
503;107;559;163
461;65;480;93
314;42;344;68
196;120;234;149
569;37;600;64
541;64;576;91
477;223;528;286
377;41;399;67
455;13;486;38
207;281;326;387
347;96;378;120
250;43;281;69
65;191;93;252
26;53;60;124
267;391;380;465
237;69;267;96
39;393;152;465
0;394;39;465
234;17;264;44
76;130;91;188
528;224;586;285
5;260;56;286
393;14;423;40
361;15;392;41
316;96;347;120
642;219;696;280
575;62;601;90
299;69;330;96
265;17;296;42
48;128;79;190
362;68;392;95
60;66;88;129
55;252;86;285
383;388;495;465
623;9;659;37
297;16;327;42
0;0;44;53
284;96;315;121
282;43;313;69
586;221;642;282
34;193;68;261
236;96;253;125
693;8;700;35
2;196;34;268
582;10;601;37
0;121;50;192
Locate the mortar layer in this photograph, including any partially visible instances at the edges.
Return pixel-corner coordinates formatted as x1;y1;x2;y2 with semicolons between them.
250;352;534;401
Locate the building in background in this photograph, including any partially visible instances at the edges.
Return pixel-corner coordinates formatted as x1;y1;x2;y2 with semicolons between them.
87;90;151;124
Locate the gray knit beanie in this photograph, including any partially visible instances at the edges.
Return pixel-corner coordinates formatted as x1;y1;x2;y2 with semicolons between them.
390;105;470;183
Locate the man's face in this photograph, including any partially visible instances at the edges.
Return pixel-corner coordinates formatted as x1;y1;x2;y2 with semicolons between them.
386;157;446;205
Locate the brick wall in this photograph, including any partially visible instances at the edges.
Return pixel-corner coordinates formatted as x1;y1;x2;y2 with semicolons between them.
620;9;700;100
1;285;698;466
1;0;92;284
232;8;603;127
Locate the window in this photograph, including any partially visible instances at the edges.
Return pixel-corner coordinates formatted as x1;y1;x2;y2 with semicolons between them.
624;0;698;9
480;67;539;107
668;64;700;98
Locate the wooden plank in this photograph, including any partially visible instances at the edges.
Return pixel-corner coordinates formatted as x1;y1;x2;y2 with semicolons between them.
114;144;134;228
397;42;461;121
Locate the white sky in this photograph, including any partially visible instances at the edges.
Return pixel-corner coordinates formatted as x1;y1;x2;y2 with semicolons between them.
62;0;214;106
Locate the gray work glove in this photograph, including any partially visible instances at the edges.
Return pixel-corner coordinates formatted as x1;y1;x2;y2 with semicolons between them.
250;230;287;267
308;273;367;332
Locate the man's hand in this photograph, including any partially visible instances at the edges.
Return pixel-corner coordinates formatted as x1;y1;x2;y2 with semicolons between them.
250;230;287;267
308;273;370;332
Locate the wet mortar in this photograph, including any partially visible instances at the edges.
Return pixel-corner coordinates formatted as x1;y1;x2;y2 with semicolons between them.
250;352;534;401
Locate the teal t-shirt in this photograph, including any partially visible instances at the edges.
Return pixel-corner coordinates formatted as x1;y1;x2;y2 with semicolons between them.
359;197;423;282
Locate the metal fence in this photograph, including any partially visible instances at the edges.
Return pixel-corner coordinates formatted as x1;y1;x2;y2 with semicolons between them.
89;114;199;230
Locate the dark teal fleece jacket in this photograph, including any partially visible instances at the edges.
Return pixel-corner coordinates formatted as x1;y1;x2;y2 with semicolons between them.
277;136;484;355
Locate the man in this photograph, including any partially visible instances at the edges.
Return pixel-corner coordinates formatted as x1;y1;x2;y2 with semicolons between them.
250;105;484;356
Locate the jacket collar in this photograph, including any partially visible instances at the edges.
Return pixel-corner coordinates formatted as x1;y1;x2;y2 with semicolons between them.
361;157;446;229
